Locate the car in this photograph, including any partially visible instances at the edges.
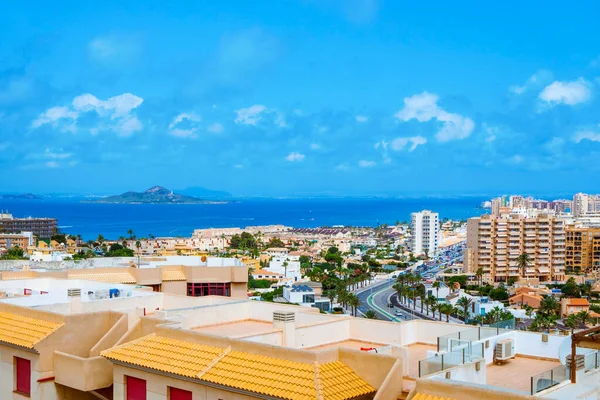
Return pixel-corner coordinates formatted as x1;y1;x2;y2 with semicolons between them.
395;310;402;316
387;303;394;308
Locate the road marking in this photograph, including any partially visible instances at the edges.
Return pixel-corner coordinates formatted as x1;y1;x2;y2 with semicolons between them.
366;285;399;322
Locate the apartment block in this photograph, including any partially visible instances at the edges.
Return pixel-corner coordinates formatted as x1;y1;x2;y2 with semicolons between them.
565;227;600;274
0;213;58;238
409;210;439;256
573;193;600;217
465;214;566;282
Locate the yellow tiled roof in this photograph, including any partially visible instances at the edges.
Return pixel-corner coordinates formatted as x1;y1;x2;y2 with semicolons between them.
69;272;136;284
102;335;223;378
201;350;317;400
412;394;457;400
0;311;64;349
161;270;186;281
102;334;375;400
319;361;375;400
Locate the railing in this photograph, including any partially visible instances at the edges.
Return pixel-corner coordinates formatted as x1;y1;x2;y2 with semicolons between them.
419;342;484;377
437;322;514;352
584;350;600;372
530;364;569;395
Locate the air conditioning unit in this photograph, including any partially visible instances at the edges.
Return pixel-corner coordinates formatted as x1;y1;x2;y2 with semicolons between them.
67;288;81;297
566;354;585;371
87;290;95;300
495;339;515;362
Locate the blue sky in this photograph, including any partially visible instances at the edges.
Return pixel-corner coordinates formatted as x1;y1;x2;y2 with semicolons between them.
1;0;600;197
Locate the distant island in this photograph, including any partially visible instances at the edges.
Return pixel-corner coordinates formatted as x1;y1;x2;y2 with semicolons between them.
0;193;42;200
87;186;226;204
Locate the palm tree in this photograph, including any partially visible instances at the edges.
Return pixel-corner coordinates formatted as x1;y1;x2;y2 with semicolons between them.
430;303;438;319
347;293;360;317
97;234;105;245
577;310;591;327
432;281;441;300
424;295;436;316
565;314;579;334
539;296;559;318
476;267;484;287
417;284;426;313
456;296;473;322
517;253;532;280
364;310;378;319
127;229;135;239
440;303;453;322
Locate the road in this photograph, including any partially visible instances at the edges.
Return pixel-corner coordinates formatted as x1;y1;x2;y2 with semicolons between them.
354;241;466;322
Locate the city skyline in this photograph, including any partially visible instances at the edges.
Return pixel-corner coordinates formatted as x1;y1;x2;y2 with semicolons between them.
1;1;600;196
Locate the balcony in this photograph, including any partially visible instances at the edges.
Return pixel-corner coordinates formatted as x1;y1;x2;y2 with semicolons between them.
54;352;113;392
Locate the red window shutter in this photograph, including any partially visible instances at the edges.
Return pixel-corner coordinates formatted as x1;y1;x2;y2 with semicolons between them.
16;357;31;395
126;376;146;400
170;387;192;400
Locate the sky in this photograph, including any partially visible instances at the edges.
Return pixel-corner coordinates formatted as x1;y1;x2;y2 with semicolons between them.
1;0;600;197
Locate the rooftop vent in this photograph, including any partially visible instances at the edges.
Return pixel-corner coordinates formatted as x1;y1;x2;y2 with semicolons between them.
67;288;81;297
273;311;295;323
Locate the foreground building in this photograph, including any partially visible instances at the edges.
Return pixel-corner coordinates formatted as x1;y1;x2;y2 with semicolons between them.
0;271;597;400
465;213;566;282
409;210;439;257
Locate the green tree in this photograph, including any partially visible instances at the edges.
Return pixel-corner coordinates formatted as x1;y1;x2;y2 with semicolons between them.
476;267;484;287
229;232;258;250
105;243;134;257
265;237;286;248
363;310;378;319
432;281;442;300
96;234;105;245
457;296;473;322
1;246;26;260
439;303;453;322
489;283;509;301
538;296;560;319
564;314;579;334
577;310;591;327
424;295;437;316
51;233;67;244
127;229;135;239
517;253;532;279
347;293;360;317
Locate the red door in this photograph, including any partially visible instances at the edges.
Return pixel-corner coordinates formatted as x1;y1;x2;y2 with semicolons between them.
170;387;193;400
126;376;146;400
15;357;31;395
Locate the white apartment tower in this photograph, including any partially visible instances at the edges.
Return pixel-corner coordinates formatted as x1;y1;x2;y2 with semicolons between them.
409;210;439;256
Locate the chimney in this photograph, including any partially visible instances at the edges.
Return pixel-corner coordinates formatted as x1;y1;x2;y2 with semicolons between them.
68;288;82;313
273;311;296;348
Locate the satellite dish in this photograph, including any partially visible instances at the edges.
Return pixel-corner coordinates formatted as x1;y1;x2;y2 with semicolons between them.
558;336;594;365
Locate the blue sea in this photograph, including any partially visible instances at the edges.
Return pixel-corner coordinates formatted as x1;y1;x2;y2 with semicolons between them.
0;198;488;240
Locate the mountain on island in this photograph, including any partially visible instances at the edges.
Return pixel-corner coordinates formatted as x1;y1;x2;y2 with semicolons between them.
89;186;224;204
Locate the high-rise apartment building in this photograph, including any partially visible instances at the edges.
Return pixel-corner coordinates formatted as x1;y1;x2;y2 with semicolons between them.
0;213;57;238
409;210;439;256
573;193;600;217
465;214;566;282
565;227;600;274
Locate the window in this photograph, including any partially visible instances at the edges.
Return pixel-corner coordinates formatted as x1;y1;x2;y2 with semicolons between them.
15;357;31;396
126;376;146;400
187;283;231;297
169;387;192;400
302;294;315;303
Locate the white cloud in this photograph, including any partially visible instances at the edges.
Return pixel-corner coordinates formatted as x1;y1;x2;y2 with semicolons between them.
234;164;244;169
45;161;59;168
44;148;71;159
539;78;591;106
358;160;375;168
509;70;553;95
356;115;368;123
234;105;285;127
390;136;427;151
310;143;321;150
573;125;600;143
508;155;524;164
32;93;144;136
482;123;498;143
285;152;305;162
335;164;349;171
394;92;474;142
207;123;224;134
374;140;388;150
168;113;201;139
317;126;328;133
88;38;116;59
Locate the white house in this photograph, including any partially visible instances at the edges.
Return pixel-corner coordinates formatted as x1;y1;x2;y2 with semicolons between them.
267;255;301;281
472;297;505;317
265;247;289;257
282;284;330;312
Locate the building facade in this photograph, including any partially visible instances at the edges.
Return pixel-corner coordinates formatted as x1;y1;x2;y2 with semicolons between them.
565;227;600;274
465;214;566;282
0;213;57;238
0;231;35;251
409;210;439;257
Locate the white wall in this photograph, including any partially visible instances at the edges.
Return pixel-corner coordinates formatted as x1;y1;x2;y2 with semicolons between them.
242;331;283;347
514;331;566;360
295;320;350;349
429;360;486;385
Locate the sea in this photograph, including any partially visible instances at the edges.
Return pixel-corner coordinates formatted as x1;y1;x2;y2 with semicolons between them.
0;197;489;240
